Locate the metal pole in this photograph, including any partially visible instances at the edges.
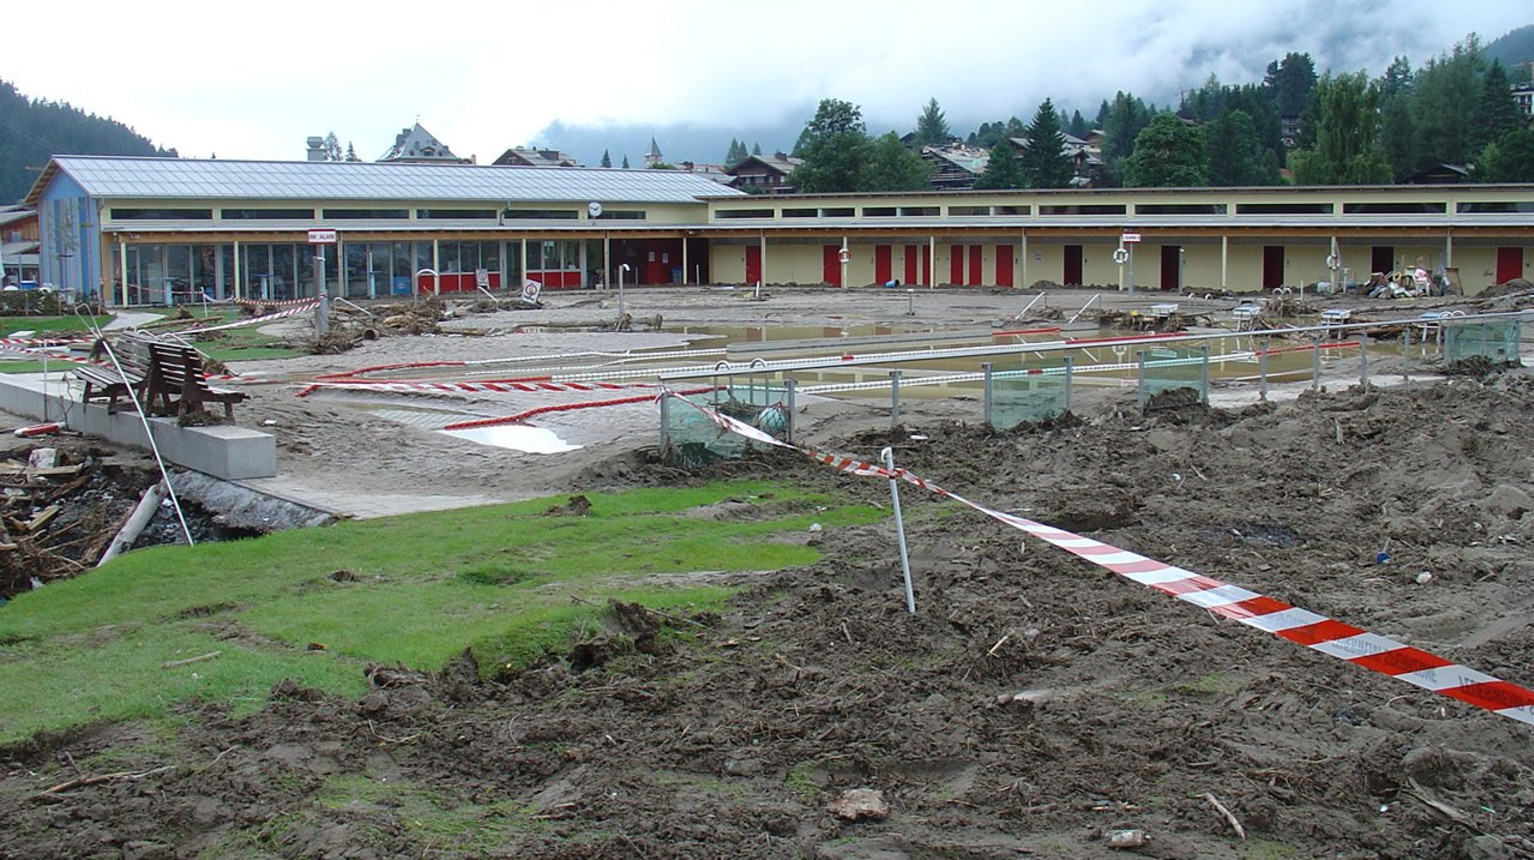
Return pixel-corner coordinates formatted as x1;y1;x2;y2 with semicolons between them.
658;390;670;453
1312;334;1322;392
784;379;796;444
1136;350;1147;407
1258;336;1269;401
881;446;917;615
982;361;994;426
1199;345;1210;404
1127;244;1135;296
890;369;901;427
1063;356;1074;413
1359;331;1369;387
313;246;329;336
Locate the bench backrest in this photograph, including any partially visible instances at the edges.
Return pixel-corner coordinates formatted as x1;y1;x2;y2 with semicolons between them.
147;343;212;392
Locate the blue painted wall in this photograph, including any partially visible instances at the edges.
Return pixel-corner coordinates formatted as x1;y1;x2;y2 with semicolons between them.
37;169;102;300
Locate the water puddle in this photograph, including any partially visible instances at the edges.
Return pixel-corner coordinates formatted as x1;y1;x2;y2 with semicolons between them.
441;424;582;453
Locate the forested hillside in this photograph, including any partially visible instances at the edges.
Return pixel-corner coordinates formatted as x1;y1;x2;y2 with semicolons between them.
0;80;175;204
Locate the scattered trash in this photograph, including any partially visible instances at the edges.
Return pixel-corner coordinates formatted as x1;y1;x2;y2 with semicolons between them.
828;788;888;821
1106;829;1149;849
1375;551;1392;564
1415;571;1434;585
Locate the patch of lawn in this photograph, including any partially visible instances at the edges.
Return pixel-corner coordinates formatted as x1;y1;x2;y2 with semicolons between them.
0;314;111;337
0;480;883;744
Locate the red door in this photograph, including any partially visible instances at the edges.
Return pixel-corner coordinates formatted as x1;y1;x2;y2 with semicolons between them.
1263;246;1284;289
874;245;892;284
969;245;983;285
823;245;842;286
1064;245;1083;285
919;244;930;286
904;245;919;285
949;245;964;285
745;245;762;285
995;245;1014;287
1497;247;1525;284
1371;246;1394;275
1160;245;1181;291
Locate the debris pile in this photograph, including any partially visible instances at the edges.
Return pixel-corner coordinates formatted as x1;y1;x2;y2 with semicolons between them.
0;445;154;598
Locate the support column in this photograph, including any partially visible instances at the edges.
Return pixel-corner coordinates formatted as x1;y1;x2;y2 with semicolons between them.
118;238;129;307
431;239;440;295
928;235;936;289
760;231;767;286
680;234;688;285
1220;235;1229;291
1020;229;1028;287
520;239;528;288
233;240;242;300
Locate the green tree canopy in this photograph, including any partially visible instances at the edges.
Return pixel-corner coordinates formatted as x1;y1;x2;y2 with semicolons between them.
912;98;951;147
973;140;1025;190
1478;128;1534;182
724;139;748;166
1288;71;1392;184
1412;35;1486;169
1124;113;1208;187
861;132;932;191
1019;98;1075;189
1265;52;1318;118
788;98;870;193
1205;110;1271;186
600;149;612;168
1475;60;1523;152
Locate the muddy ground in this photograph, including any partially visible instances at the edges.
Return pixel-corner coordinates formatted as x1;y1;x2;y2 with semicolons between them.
3;285;1534;858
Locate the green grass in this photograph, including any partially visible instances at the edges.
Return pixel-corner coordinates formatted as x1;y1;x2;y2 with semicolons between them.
0;314;111;337
0;481;882;744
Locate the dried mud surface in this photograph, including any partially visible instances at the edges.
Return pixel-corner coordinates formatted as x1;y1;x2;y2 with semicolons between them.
4;287;1534;858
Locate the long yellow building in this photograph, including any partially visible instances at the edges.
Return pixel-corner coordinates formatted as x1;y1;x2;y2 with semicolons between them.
25;155;1534;304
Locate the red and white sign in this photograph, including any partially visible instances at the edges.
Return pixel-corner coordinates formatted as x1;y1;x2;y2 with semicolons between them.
1121;232;1142;243
307;229;338;244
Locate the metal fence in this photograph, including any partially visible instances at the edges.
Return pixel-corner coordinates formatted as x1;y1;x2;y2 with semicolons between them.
1444;319;1521;366
660;383;794;465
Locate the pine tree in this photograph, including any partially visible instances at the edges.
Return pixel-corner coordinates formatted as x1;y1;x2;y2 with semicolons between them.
621;155;630;169
752;142;762;156
1019;99;1074;189
1476;60;1522;152
324;132;341;162
345;142;359;162
601;149;612;168
913;98;950;147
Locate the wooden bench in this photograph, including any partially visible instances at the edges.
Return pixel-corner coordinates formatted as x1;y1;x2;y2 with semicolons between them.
142;342;247;419
73;339;150;414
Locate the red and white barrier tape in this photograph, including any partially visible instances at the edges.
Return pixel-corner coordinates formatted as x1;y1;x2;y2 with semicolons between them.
668;393;1534;727
0;336;91;350
297;379;662;398
171;300;320;335
232;296;321;309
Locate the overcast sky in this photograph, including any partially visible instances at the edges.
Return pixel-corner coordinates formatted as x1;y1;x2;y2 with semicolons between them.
4;0;1529;164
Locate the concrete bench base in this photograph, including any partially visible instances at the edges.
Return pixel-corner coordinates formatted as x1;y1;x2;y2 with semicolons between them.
0;374;275;480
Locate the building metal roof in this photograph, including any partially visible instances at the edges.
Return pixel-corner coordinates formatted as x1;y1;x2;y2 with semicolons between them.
25;156;745;206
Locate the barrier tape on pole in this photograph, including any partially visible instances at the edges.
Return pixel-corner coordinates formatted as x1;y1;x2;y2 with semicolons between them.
665;392;1534;728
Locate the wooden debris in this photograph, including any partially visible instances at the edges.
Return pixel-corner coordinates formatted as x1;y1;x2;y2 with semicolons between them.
161;651;222;670
1201;792;1247;841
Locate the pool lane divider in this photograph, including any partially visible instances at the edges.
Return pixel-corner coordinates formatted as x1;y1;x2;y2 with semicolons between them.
664;391;1534;728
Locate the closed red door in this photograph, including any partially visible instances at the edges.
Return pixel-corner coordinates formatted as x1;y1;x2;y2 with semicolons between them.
1263;246;1284;288
1497;247;1524;284
874;245;892;283
1064;245;1083;285
949;245;964;285
904;245;919;285
745;245;762;285
1160;245;1181;291
969;245;983;285
823;245;842;286
995;245;1014;287
919;244;930;286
